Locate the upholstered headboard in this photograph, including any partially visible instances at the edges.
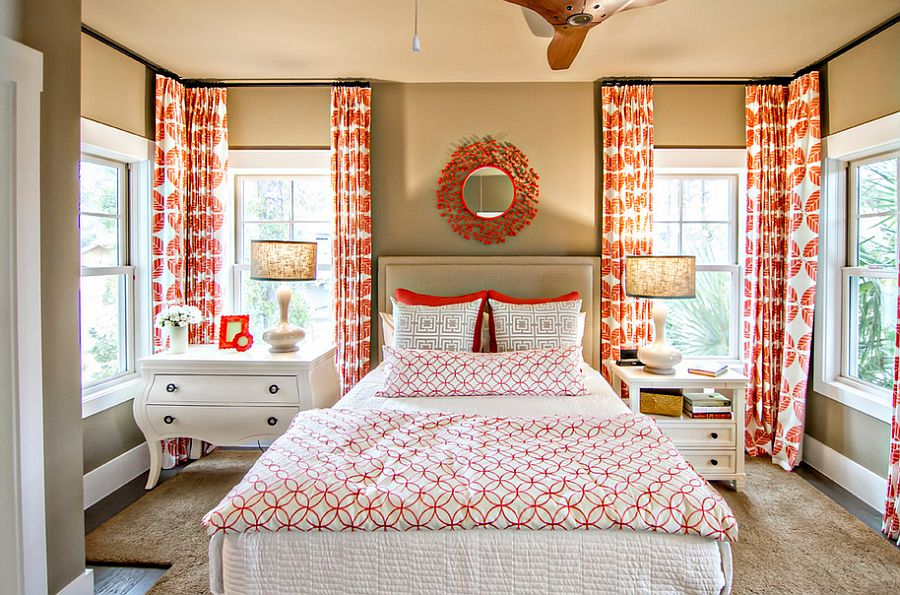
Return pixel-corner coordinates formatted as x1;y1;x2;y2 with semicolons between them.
376;256;601;369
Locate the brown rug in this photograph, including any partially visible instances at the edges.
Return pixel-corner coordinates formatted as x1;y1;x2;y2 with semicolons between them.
86;451;900;594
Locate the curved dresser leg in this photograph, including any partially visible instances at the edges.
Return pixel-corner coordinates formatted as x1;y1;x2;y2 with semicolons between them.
145;439;162;490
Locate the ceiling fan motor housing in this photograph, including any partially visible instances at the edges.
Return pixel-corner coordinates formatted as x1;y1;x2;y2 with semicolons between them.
566;13;594;26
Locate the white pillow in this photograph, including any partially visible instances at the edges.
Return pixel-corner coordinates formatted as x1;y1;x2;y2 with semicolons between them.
384;311;585;351
391;297;482;352
489;299;582;352
375;345;588;397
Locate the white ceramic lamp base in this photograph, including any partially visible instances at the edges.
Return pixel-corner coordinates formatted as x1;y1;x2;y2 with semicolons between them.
263;285;306;353
637;302;682;375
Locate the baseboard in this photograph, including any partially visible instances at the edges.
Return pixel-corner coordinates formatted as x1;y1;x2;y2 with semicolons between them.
802;434;887;512
56;569;94;595
83;442;150;510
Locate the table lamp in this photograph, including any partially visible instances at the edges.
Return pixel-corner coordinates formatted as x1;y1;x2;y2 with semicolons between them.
250;240;317;353
625;255;696;375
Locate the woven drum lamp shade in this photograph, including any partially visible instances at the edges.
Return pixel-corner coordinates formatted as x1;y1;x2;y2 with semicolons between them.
250;240;317;282
625;256;696;299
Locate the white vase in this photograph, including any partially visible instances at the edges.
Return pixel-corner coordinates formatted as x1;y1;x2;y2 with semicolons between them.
167;325;189;354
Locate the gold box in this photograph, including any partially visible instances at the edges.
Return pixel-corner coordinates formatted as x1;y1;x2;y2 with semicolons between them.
640;392;683;417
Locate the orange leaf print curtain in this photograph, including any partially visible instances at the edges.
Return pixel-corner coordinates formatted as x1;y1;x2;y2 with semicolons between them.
885;289;900;542
600;84;654;382
331;84;372;396
152;75;228;467
743;72;820;470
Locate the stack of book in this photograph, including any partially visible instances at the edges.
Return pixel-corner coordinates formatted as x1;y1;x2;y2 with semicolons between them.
683;392;732;419
687;361;729;377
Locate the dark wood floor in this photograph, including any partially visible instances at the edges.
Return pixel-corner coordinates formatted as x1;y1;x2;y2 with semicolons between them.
84;457;888;594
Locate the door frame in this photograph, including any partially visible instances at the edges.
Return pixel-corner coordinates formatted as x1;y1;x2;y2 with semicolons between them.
0;34;48;595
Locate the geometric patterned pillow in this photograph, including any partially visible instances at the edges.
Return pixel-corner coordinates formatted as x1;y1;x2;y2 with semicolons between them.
391;297;481;352
375;345;588;397
489;299;582;352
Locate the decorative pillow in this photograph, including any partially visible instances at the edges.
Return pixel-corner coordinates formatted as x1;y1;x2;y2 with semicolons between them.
395;289;488;352
376;345;588;397
391;297;482;352
486;291;581;352
385;311;492;353
489;298;582;352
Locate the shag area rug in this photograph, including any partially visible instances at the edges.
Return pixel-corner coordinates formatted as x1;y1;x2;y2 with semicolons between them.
86;451;900;594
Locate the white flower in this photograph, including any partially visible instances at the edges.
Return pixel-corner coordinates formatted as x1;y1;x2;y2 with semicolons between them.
155;305;204;328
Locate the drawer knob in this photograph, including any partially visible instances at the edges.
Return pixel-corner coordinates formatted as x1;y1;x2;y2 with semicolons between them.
268;384;280;395
710;458;719;466
710;432;719;440
267;416;278;426
166;383;177;393
163;415;175;425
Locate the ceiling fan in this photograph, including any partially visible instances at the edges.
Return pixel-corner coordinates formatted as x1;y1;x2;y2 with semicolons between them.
503;0;668;70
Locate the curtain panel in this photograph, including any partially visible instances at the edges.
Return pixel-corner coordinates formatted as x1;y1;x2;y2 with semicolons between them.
885;275;900;542
331;84;373;396
743;72;820;471
151;75;228;466
599;84;654;383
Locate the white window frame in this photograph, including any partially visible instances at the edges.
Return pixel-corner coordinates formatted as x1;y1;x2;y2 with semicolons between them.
654;149;746;363
814;111;900;423
227;149;331;322
80;118;153;418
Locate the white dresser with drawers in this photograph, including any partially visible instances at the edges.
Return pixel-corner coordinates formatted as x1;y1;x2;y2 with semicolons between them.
134;343;339;489
606;361;749;491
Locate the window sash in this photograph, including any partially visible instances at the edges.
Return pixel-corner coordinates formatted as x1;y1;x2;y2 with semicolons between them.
653;174;739;265
847;151;900;268
841;266;897;393
80;154;130;266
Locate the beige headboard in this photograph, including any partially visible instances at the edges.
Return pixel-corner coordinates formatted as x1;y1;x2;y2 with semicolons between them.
376;256;601;369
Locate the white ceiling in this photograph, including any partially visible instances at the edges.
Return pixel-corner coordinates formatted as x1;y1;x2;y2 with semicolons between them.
82;0;900;82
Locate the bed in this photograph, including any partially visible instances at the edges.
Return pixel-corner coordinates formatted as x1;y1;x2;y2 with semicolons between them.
207;257;736;595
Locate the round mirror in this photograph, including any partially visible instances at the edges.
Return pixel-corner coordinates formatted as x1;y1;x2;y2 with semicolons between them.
462;166;515;219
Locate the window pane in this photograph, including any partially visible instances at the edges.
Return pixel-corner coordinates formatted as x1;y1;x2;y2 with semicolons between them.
652;222;680;255
293;222;333;272
242;179;291;221
682;222;731;264
665;270;732;358
80;160;120;215
293;176;333;221
653;178;680;221
682;178;731;221
81;274;126;386
858;158;898;216
239;271;335;344
858;214;897;267
80;214;119;267
848;275;897;389
242;222;291;262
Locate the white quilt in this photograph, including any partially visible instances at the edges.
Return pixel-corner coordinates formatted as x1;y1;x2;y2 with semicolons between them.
209;363;734;595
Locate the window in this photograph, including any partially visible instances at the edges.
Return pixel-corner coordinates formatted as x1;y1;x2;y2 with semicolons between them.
79;155;135;389
844;152;899;391
652;175;741;360
234;175;334;341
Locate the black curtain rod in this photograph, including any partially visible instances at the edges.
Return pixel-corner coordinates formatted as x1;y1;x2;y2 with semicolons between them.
795;11;900;76
81;25;181;80
600;77;792;87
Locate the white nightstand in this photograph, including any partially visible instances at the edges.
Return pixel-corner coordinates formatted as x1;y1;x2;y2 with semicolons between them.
134;343;339;489
606;361;748;491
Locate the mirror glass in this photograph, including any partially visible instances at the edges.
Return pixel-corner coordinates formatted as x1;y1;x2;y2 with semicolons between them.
462;166;515;219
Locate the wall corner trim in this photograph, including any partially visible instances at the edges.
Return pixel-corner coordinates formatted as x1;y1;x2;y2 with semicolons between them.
83;442;150;510
56;569;94;595
802;434;887;512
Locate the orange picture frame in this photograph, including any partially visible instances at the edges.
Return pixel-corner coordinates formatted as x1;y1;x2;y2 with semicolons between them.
218;315;253;352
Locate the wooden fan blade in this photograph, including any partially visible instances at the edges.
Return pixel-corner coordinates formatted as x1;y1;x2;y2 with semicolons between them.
547;25;591;70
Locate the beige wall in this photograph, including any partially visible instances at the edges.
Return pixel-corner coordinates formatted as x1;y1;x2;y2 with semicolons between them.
654;84;746;148
371;82;599;259
228;86;331;148
825;22;900;135
83;401;146;474
81;32;154;139
19;0;87;591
